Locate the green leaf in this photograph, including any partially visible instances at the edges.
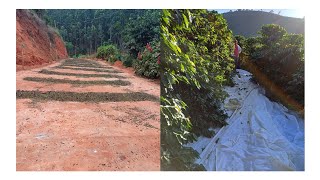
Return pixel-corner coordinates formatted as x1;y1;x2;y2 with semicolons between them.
182;14;189;28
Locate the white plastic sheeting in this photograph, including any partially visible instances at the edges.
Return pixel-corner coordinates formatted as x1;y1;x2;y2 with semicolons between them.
186;70;304;171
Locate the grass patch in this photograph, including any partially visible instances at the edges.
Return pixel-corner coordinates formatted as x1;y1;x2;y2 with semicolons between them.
23;77;131;86
16;90;159;103
39;69;125;79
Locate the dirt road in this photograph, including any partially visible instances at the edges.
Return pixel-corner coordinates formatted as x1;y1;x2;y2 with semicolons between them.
16;59;160;171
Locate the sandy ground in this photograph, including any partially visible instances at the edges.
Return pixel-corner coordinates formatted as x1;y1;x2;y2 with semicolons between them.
16;59;160;171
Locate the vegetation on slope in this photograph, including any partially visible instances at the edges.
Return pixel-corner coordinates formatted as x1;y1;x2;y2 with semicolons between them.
238;24;304;110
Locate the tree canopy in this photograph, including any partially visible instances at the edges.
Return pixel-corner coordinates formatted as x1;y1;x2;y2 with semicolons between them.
46;10;161;57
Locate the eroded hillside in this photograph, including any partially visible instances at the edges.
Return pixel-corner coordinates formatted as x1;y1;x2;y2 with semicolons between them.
16;9;68;71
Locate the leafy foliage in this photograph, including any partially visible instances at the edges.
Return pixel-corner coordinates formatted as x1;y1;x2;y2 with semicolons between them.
121;54;134;67
245;24;304;105
259;24;287;46
96;44;119;63
65;42;74;55
161;9;234;170
244;36;262;58
46;9;160;79
133;41;160;79
122;10;161;57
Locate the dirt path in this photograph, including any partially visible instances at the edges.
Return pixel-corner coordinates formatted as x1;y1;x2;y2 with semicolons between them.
16;59;160;171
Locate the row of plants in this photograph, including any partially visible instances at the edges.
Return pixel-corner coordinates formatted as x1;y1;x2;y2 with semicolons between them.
160;10;235;170
235;24;304;108
96;41;160;79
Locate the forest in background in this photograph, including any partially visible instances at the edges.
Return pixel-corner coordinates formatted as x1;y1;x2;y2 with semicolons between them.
33;9;161;79
46;10;160;56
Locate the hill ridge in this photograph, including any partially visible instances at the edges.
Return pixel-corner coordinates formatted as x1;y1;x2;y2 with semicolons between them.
222;10;304;37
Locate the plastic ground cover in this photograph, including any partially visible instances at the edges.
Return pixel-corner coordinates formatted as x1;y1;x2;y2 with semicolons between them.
186;69;304;171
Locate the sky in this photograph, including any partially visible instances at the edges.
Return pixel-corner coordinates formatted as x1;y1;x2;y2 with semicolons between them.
215;9;305;18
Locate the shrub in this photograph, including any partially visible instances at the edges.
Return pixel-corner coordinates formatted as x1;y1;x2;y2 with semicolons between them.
116;53;122;62
96;46;106;59
96;44;119;63
244;37;263;59
133;41;160;79
121;54;134;67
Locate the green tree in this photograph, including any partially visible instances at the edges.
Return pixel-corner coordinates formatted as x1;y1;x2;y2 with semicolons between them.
259;24;286;46
97;24;104;47
65;42;74;55
46;10;160;57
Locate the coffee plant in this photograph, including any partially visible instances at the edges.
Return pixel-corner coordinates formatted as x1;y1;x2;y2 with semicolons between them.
161;9;234;170
133;41;160;79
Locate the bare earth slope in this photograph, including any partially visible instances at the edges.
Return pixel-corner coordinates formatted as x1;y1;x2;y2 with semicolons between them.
16;10;68;71
16;59;160;171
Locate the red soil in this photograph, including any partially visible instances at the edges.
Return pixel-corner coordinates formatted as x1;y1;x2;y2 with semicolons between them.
16;59;160;171
16;10;68;71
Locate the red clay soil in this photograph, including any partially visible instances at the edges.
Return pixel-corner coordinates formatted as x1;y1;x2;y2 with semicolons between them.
16;59;160;171
111;60;135;74
16;10;68;71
